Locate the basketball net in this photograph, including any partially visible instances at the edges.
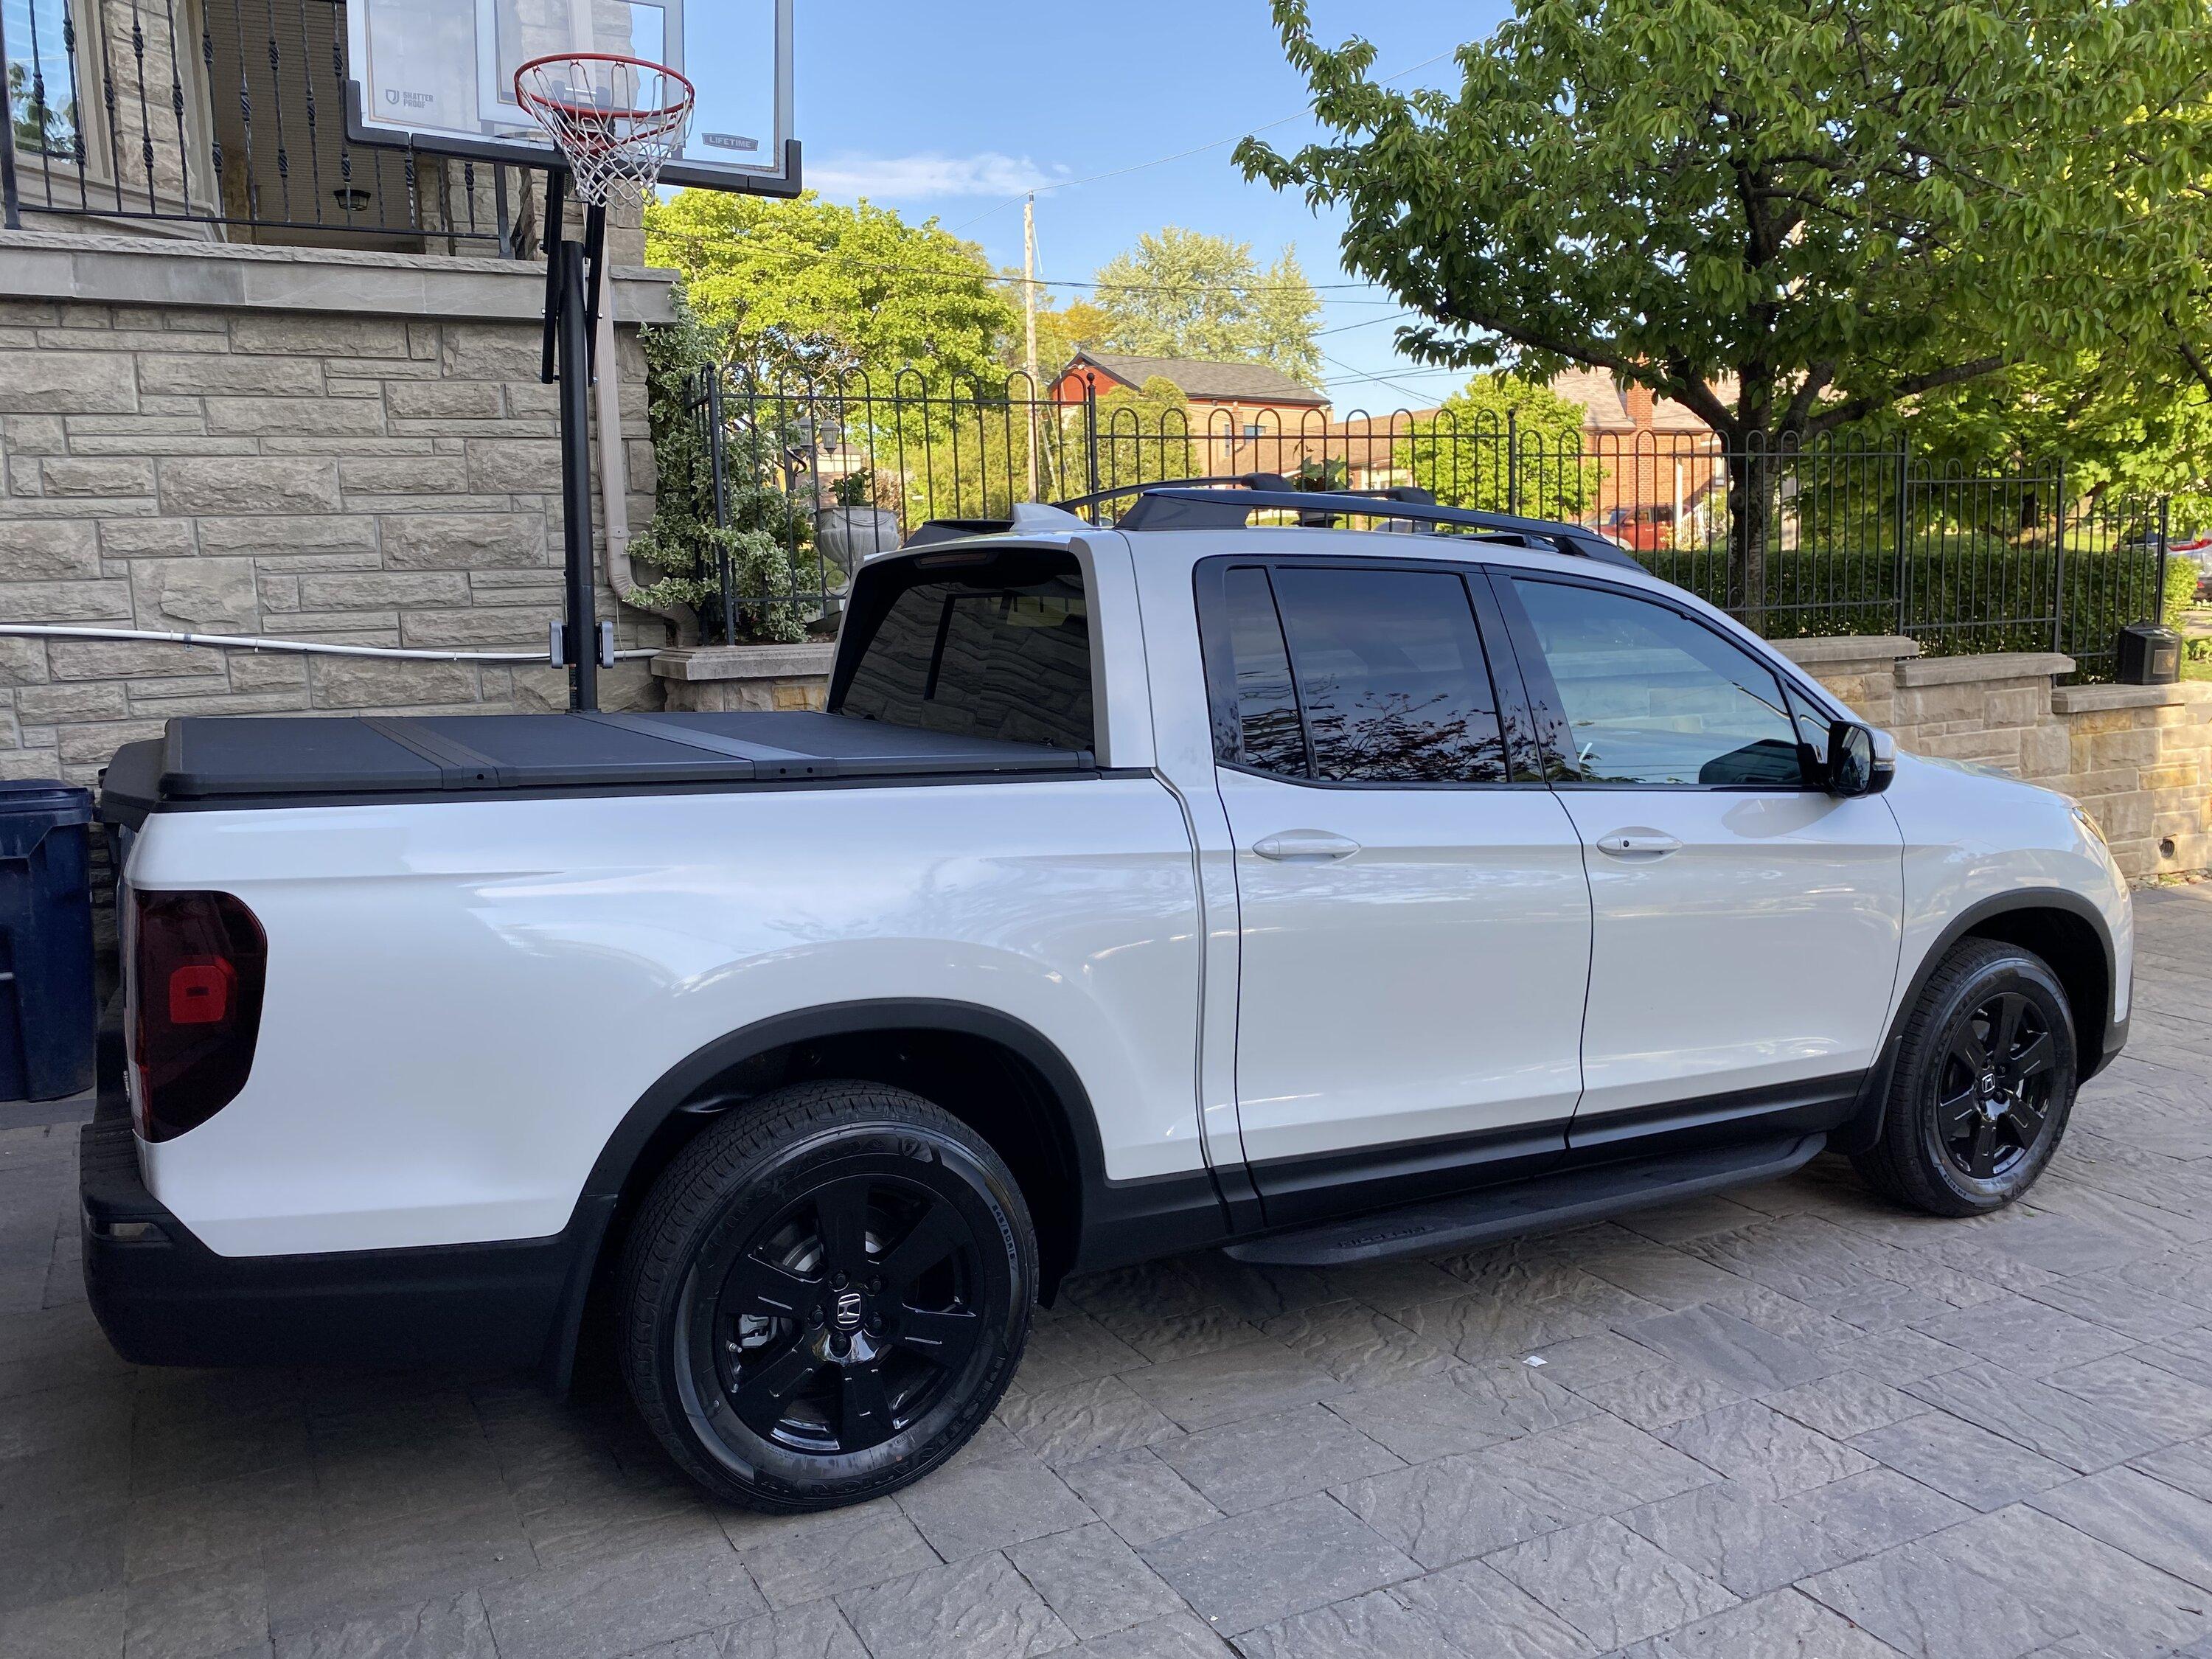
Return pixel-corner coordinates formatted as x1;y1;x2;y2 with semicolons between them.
513;52;697;211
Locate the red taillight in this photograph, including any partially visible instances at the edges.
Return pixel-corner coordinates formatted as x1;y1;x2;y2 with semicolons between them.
167;960;234;1025
131;890;266;1142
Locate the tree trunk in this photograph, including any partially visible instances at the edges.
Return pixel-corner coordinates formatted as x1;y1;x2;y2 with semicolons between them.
1725;443;1772;629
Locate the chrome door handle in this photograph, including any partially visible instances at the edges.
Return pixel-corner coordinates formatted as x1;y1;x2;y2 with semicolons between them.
1253;830;1362;861
1595;830;1682;858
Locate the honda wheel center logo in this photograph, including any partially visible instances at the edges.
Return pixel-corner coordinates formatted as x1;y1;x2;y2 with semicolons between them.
832;1290;864;1330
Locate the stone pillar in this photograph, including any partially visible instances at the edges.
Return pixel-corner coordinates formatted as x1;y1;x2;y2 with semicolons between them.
652;644;835;713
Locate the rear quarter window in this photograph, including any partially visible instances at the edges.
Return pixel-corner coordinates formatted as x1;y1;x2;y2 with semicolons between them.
834;549;1095;751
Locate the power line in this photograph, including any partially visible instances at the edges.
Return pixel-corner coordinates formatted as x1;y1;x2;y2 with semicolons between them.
1314;309;1416;338
644;223;1400;299
1321;349;1470;401
1325;364;1471;388
652;44;1470;305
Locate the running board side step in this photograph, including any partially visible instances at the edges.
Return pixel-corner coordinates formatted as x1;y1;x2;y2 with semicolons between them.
1223;1133;1826;1267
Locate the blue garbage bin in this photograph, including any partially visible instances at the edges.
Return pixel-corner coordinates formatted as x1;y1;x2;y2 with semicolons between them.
0;779;97;1102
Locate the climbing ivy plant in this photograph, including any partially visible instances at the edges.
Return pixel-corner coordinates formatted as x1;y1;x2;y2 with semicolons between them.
627;290;811;644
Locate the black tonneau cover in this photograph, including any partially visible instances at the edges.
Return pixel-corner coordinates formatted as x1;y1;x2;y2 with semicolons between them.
100;710;1090;821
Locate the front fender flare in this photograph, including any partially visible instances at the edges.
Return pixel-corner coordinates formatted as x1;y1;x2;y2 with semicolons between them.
1834;887;2119;1156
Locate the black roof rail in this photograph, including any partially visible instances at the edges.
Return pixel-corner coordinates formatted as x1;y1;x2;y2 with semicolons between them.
1110;485;1644;571
1052;473;1300;514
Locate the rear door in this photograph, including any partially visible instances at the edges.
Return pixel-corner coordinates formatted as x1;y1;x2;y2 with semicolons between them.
1495;573;1905;1144
1199;557;1593;1224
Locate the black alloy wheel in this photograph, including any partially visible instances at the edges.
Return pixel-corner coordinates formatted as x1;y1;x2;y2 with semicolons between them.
1933;990;2058;1182
1851;936;2077;1217
621;1080;1034;1512
692;1169;986;1456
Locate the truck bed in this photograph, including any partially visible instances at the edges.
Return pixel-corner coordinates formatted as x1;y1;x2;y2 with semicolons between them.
100;710;1092;824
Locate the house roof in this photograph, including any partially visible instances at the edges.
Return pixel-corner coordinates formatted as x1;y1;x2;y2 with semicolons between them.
1648;376;1735;434
1062;349;1329;407
1323;409;1442;437
1548;368;1635;434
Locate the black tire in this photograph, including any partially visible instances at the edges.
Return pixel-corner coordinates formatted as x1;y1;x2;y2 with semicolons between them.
619;1079;1035;1512
1850;938;2078;1217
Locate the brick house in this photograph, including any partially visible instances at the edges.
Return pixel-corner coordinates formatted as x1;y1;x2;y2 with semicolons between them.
1546;369;1728;549
1320;370;1728;545
1048;350;1330;480
0;0;677;787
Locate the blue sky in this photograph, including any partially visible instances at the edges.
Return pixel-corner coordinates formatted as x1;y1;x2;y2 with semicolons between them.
687;1;1514;411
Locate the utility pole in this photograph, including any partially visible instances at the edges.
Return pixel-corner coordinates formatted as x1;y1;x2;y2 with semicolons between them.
1023;192;1040;501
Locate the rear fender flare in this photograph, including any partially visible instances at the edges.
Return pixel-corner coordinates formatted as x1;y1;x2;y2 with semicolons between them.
542;999;1227;1386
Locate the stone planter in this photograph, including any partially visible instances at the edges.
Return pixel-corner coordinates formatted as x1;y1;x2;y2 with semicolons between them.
651;642;835;713
813;507;902;575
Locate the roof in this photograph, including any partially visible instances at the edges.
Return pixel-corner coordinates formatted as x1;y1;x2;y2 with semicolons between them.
1548;368;1635;434
1648;377;1733;435
1061;350;1329;407
1323;408;1442;438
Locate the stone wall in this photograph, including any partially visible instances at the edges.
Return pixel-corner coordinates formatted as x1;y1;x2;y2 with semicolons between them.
0;232;677;785
1777;636;2212;880
654;644;835;714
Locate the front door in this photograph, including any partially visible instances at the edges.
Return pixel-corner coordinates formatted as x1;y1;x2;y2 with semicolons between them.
1498;574;1905;1144
1200;559;1593;1224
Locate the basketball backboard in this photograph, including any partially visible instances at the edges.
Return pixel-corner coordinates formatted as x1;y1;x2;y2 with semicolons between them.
345;0;797;195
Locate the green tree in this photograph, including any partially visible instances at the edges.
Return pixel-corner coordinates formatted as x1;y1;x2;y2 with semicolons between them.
1874;358;2212;521
644;189;1020;390
1091;375;1198;495
1237;0;2212;600
1024;295;1112;384
1406;375;1596;518
1092;228;1323;383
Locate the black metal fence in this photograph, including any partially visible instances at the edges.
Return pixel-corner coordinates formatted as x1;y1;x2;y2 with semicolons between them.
669;369;2191;683
1;0;538;250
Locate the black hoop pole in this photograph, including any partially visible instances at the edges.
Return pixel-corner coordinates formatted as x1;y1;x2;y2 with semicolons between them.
533;164;597;712
540;167;568;386
582;200;608;381
556;234;599;713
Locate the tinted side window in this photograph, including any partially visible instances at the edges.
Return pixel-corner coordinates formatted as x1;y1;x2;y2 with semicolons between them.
1220;567;1309;774
1270;568;1507;785
1511;579;1806;787
837;550;1093;750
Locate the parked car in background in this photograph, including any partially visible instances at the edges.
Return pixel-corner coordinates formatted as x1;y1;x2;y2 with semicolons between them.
2177;534;2212;602
1600;503;1678;551
84;483;2132;1513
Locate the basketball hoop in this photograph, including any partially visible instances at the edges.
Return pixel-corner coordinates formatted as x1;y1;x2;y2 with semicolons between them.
513;52;696;209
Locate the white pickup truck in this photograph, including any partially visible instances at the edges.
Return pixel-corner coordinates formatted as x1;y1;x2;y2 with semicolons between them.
83;484;2132;1513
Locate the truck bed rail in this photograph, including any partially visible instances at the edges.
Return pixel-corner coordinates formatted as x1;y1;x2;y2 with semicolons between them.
101;711;1092;821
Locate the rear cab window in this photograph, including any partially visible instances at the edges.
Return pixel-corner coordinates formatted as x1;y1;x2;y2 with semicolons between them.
832;547;1095;751
1202;560;1510;786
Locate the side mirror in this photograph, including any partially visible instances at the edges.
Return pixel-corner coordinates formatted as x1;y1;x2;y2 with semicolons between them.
1826;720;1895;797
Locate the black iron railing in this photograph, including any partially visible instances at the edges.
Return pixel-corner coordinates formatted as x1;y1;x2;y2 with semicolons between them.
665;367;2190;683
1;0;539;250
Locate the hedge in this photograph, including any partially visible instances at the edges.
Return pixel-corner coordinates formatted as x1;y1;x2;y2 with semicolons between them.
1632;543;2199;681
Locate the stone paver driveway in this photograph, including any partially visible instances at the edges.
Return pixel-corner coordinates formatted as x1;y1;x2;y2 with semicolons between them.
8;888;2212;1658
